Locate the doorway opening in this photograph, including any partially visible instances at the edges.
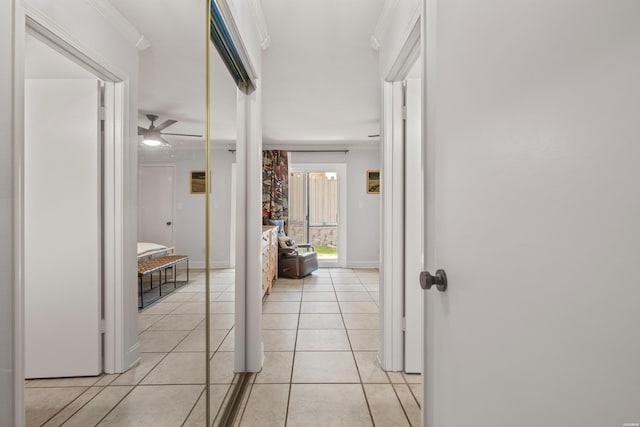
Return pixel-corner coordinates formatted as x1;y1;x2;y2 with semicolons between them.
289;164;346;268
24;31;105;382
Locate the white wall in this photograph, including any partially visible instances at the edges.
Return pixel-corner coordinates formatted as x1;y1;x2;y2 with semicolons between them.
290;149;380;268
139;147;236;268
1;1;18;424
139;146;381;269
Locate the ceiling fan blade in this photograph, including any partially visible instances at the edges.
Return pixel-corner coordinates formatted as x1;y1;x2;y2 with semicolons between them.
161;132;203;138
154;119;178;131
138;126;147;135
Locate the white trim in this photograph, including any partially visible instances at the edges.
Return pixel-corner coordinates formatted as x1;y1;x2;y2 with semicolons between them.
384;4;421;81
85;0;150;51
235;83;263;373
379;81;405;371
248;0;271;50
346;261;380;269
230;163;237;268
371;0;400;50
12;1;26;424
422;1;435;424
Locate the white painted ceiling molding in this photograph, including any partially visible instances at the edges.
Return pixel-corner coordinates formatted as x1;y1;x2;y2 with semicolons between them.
248;0;271;50
383;3;421;81
85;0;150;51
370;0;399;50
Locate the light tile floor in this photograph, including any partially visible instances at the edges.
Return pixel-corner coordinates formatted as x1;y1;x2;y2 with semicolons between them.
236;268;422;427
25;268;422;426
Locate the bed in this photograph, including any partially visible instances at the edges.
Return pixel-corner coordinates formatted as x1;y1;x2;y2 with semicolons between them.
137;241;173;261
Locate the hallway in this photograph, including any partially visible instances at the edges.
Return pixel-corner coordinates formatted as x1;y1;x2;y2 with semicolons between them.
25;268;420;426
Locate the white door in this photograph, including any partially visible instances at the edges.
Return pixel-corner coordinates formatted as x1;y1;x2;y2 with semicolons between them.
139;165;175;247
25;78;102;378
404;78;422;373
422;1;640;426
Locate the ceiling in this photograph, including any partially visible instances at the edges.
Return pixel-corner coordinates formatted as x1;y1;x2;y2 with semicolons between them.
109;0;385;149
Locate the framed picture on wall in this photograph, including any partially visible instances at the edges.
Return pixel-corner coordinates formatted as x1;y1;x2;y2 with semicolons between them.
190;170;208;194
367;170;380;194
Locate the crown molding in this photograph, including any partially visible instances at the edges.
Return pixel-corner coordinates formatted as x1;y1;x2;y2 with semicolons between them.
85;0;150;51
371;0;399;51
248;0;271;50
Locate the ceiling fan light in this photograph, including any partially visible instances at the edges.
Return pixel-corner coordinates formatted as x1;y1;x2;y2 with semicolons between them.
142;136;163;146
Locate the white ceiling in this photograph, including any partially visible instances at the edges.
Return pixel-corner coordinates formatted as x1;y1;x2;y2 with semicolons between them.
108;0;384;149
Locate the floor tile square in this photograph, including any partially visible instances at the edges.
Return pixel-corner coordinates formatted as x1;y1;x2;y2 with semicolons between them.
26;387;87;427
142;352;205;384
148;314;205;331
354;352;389;383
262;313;299;329
264;292;302;302
139;330;189;352
262;330;297;351
302;284;335;292
292;352;359;383
342;314;378;330
287;384;371;427
298;313;344;329
262;301;300;314
347;329;379;351
296;329;350;351
339;301;378;314
255;352;294;384
301;291;337;302
239;384;289;427
111;353;166;386
336;291;374;302
98;385;203;426
300;301;340;314
171;302;206;314
60;386;133;427
172;328;229;352
364;384;410;426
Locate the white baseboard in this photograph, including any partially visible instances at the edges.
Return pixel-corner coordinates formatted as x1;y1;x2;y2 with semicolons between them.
346;261;380;269
121;342;140;374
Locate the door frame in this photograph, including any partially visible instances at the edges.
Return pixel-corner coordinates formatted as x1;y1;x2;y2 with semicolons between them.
138;164;176;248
378;6;422;372
289;163;347;268
13;3;133;421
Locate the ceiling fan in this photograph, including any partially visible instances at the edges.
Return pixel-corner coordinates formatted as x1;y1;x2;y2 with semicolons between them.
138;114;202;146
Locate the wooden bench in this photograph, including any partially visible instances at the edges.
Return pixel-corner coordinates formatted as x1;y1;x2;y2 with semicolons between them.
138;255;189;308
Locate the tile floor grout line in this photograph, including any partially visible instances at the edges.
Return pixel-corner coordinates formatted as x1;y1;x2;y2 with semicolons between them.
388;375;415;426
283;279;305;427
333;273;377;427
37;385;92;427
180;385;206;427
232;374;257;426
